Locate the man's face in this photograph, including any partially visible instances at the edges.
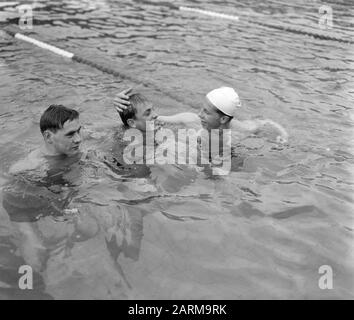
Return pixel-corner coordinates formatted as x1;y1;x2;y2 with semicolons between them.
130;103;157;132
198;98;224;130
45;118;82;156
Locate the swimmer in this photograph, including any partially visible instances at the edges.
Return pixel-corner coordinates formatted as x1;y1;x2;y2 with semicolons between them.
111;92;159;168
114;91;200;182
9;104;82;174
114;87;289;144
2;105;146;295
116;92;158;133
3;105;83;271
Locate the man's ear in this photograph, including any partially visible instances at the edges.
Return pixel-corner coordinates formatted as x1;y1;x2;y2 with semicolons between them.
43;130;53;143
127;118;136;128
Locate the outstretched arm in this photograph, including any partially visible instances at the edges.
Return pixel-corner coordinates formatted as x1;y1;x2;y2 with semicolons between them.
233;119;288;143
114;89;199;126
157;113;199;125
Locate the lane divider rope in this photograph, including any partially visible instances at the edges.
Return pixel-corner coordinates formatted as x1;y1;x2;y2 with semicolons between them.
1;2;352;97
179;6;239;21
246;20;354;44
15;33;74;58
2;27;189;106
178;6;353;44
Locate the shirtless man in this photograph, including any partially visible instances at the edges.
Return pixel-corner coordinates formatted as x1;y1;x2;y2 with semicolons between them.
112;92;198;188
9;105;82;175
3;105;83;270
2;105;139;298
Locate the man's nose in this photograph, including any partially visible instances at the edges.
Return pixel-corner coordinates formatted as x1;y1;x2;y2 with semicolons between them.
73;132;82;144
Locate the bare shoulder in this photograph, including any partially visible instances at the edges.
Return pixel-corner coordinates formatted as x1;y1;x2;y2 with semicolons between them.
231;118;288;143
9;149;46;174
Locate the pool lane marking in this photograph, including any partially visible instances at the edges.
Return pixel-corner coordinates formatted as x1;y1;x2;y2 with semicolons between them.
179;6;239;21
14;33;74;59
2;28;193;106
5;30;137;80
178;6;354;44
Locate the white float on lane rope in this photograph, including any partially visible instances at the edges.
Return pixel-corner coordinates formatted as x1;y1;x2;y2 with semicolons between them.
14;33;74;59
179;6;239;21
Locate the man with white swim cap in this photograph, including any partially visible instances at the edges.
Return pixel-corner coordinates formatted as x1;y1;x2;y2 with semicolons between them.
114;86;288;143
207;87;241;117
199;86;240;130
151;86;240;131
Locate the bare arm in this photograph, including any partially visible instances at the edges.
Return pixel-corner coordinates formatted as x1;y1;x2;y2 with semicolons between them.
157;112;200;125
232;119;288;143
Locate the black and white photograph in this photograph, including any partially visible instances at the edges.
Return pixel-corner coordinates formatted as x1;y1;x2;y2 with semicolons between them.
0;0;353;302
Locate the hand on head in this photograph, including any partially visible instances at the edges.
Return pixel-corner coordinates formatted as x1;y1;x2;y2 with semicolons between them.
114;87;133;113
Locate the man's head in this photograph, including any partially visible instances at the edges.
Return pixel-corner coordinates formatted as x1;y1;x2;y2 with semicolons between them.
199;87;241;130
40;105;82;156
118;93;157;132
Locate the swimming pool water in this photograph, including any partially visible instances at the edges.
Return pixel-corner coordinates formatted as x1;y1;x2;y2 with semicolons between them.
0;0;353;299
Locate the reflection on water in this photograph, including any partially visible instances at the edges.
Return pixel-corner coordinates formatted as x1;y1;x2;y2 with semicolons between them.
0;0;353;299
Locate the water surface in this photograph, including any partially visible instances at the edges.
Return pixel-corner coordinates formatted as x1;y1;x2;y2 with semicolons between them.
0;0;353;299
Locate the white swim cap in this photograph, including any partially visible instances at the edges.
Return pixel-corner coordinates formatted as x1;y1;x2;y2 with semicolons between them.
206;87;241;117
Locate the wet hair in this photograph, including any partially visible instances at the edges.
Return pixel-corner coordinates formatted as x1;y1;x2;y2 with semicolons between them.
40;105;79;134
118;93;149;127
